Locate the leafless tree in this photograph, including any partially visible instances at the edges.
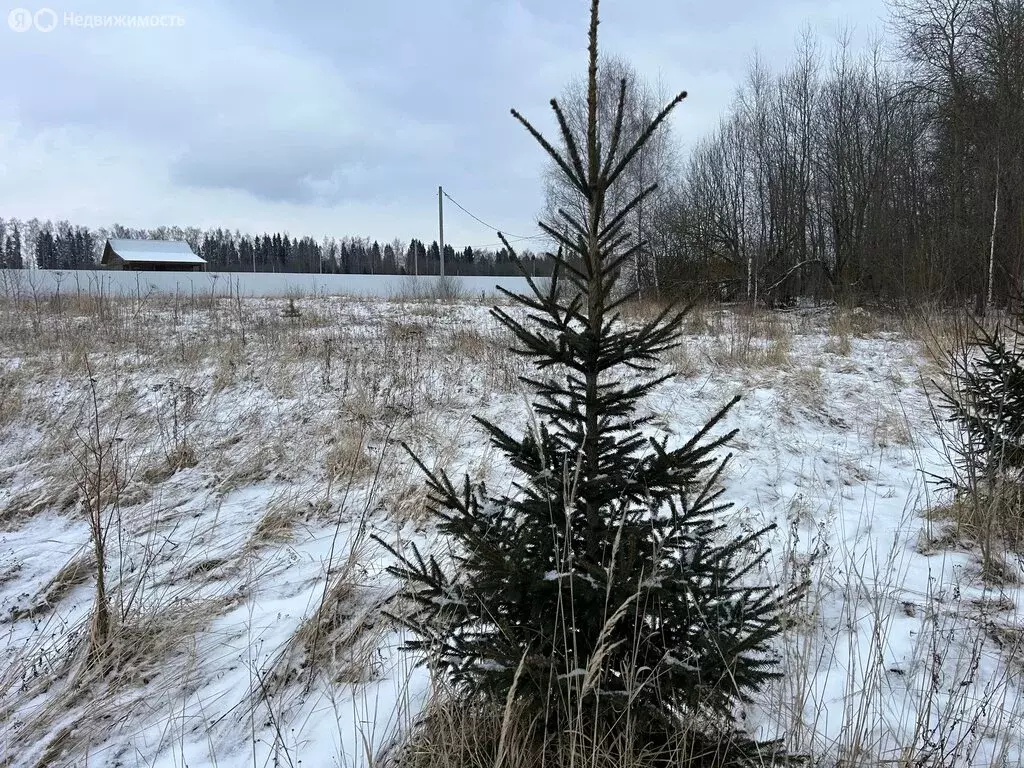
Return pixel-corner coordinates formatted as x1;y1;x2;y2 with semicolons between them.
544;56;680;298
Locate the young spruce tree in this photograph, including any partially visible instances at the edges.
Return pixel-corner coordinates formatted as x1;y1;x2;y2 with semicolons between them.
939;310;1024;551
943;313;1024;480
381;1;803;762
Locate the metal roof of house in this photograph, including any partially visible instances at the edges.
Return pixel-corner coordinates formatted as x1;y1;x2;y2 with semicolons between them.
105;239;207;264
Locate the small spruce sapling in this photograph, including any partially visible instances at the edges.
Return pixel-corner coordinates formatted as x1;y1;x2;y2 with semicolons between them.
378;0;805;762
942;312;1024;482
938;309;1024;550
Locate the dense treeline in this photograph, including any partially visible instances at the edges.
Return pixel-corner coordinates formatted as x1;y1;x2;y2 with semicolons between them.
0;217;555;277
662;0;1024;307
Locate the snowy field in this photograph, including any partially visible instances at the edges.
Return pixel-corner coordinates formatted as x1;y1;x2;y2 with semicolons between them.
0;292;1021;767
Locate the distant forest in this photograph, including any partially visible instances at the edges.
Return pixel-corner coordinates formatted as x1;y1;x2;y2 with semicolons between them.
0;218;556;277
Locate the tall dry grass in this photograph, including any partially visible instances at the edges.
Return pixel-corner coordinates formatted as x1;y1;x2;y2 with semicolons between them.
0;290;1020;767
0;287;527;766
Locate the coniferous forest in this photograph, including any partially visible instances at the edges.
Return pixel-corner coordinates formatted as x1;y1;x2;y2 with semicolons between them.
0;218;555;278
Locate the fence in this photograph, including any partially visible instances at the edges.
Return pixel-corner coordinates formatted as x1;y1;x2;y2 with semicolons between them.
0;269;534;300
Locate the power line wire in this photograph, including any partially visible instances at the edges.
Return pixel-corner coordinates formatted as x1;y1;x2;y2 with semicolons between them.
461;241;548;252
441;190;548;243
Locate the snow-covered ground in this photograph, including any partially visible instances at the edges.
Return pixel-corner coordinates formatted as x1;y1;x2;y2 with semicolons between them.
0;295;1020;767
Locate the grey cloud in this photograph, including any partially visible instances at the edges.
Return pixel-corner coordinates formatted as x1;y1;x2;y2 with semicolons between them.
169;141;350;205
169;126;447;205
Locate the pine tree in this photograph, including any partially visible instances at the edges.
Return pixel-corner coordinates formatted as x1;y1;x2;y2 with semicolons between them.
380;1;803;764
427;240;441;275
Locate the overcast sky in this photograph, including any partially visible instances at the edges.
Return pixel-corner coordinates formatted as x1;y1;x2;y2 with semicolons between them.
0;0;890;248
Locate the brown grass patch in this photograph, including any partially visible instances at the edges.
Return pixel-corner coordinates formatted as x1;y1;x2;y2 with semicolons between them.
899;307;986;372
694;309;795;370
383;692;757;768
250;505;299;547
263;523;388;694
664;341;699;378
713;331;792;369
446;326;521;393
386;479;431;526
987;622;1024;663
184;556;232;580
1;593;234;768
787;365;826;413
0;562;22;588
291;590;387;685
0;369;26;432
325;421;373;481
870;406;914;449
928;484;1024;552
0;481;81;528
617;296;671;326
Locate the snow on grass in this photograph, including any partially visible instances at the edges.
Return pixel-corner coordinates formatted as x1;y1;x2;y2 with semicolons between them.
0;294;1020;767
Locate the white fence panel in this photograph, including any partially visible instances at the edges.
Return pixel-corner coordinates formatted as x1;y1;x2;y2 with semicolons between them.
0;270;533;299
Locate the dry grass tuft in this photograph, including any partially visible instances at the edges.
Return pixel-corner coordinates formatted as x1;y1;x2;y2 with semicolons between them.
250;506;299;547
387;480;431;526
988;622;1024;666
94;595;232;687
214;440;283;494
870;405;914;449
700;309;795;370
786;365;826;414
0;369;26;433
664;341;699;378
915;519;966;555
184;556;232;579
0;562;22;589
383;691;760;768
446;326;521;393
245;485;334;552
928;483;1024;553
716;334;792;369
900;306;985;372
824;306;901;355
1;593;233;767
325;421;374;481
264;510;388;694
835;306;889;336
290;589;387;686
617;296;672;326
0;481;81;528
385;319;429;344
823;331;852;356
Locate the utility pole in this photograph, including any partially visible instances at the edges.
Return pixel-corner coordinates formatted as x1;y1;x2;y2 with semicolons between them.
438;185;445;278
